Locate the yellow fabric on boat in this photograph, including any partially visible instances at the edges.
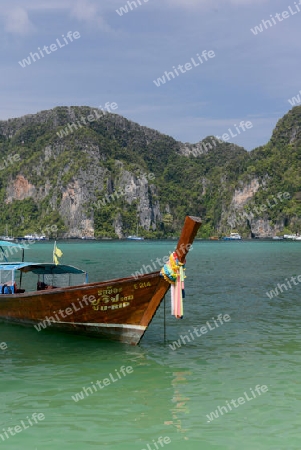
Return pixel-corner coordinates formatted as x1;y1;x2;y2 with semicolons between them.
53;242;63;265
160;252;184;284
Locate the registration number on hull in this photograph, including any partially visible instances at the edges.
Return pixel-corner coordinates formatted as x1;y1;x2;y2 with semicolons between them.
91;286;134;311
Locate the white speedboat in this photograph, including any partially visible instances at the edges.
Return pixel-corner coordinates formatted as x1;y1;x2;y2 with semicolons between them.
223;232;242;241
23;234;47;241
0;235;15;241
127;235;144;241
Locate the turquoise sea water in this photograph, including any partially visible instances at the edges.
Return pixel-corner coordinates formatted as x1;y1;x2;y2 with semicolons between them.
1;240;301;450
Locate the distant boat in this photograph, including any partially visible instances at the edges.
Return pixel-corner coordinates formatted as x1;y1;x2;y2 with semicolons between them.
23;234;47;241
223;232;242;241
127;235;144;241
0;225;14;241
127;222;144;241
284;234;301;240
272;236;284;240
209;236;219;241
0;235;14;242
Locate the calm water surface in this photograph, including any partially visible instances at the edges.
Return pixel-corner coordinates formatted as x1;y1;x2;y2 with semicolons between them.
1;240;301;449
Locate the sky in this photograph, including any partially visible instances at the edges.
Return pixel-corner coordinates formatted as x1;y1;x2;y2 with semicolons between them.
1;0;301;150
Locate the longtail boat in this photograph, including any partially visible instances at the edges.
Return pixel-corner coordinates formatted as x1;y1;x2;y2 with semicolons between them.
0;216;201;345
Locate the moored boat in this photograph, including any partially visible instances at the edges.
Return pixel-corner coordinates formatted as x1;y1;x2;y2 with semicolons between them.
223;232;242;241
127;222;144;240
126;235;144;241
0;215;201;345
0;236;14;242
23;234;47;241
0;225;14;241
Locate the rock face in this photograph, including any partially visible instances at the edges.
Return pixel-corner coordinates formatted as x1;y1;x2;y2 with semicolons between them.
6;175;36;202
222;179;285;237
231;179;260;207
223;178;261;236
249;219;285;238
0;105;300;238
61;179;93;238
4;159;159;238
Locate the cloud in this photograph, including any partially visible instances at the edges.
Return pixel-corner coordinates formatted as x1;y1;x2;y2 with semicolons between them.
4;7;34;35
1;1;111;35
164;0;267;7
228;0;268;3
70;0;112;31
70;0;98;21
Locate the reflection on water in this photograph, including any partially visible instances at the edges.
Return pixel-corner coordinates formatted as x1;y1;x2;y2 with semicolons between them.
165;371;190;439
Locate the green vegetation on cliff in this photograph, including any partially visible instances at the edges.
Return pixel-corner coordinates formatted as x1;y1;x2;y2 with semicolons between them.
0;105;300;238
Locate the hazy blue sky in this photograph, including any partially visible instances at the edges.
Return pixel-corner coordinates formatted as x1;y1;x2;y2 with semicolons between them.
1;0;300;150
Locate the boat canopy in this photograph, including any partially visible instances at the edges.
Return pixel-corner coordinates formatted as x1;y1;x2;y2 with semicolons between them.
0;240;28;263
0;241;28;249
0;262;32;271
0;262;87;294
20;263;85;275
0;262;85;274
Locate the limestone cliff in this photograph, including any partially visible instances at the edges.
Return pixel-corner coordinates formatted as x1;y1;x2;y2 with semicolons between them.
0;105;300;238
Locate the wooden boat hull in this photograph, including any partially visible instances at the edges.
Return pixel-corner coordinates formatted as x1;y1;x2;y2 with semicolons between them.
0;272;170;344
0;215;202;345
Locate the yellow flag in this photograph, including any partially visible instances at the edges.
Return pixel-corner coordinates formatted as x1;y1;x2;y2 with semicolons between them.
53;242;63;265
55;245;63;258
